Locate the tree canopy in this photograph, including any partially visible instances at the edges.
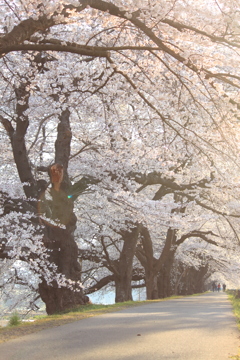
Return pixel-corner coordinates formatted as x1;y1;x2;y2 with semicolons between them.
1;0;240;313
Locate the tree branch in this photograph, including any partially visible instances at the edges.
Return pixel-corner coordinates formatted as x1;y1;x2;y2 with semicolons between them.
84;275;114;294
0;115;14;140
1;44;109;58
176;230;219;246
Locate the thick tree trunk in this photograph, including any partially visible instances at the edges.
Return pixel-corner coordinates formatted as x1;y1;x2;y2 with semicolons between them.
158;266;169;298
2;86;88;314
114;225;141;303
37;109;89;314
39;280;86;315
38;188;87;314
157;268;165;298
136;226;177;300
38;227;87;314
157;249;176;298
115;276;133;303
135;226;160;300
145;271;158;299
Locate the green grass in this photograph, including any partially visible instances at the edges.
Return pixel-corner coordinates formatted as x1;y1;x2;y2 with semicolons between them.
36;296;193;320
8;312;22;327
227;292;240;360
33;300;156;320
228;292;240;328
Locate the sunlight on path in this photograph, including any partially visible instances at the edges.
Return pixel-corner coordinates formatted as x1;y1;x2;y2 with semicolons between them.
0;292;239;360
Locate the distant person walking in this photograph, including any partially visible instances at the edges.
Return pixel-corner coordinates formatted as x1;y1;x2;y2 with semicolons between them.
217;283;221;292
223;284;226;291
212;282;216;292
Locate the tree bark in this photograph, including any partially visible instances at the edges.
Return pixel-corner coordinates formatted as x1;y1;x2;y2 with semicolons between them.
38;188;88;314
115;276;133;303
136;226;177;300
179;265;209;295
114;224;141;303
145;271;158;299
157;249;176;298
2;100;89;314
135;226;160;300
37;109;90;314
38;225;85;314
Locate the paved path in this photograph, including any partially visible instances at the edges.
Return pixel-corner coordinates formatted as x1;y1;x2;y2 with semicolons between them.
0;292;239;360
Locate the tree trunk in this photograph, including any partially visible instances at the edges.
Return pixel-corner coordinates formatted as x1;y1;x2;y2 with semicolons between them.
38;188;87;314
114;225;141;303
157;267;165;298
157;248;176;298
115;275;133;303
38;231;87;315
37;109;89;314
174;267;188;295
39;280;86;315
158;266;169;298
145;271;158;299
180;265;209;295
2;87;88;314
135;226;160;300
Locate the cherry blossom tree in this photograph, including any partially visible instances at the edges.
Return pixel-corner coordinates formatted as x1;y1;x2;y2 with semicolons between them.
1;0;240;312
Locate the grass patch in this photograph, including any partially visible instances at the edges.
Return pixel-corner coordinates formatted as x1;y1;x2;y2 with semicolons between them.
228;292;240;328
8;312;22;327
227;292;240;360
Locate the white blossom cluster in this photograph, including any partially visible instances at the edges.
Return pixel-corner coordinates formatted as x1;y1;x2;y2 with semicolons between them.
1;0;240;307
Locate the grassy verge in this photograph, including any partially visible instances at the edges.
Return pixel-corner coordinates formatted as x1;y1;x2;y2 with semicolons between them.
0;293;207;344
228;292;240;329
227;292;240;360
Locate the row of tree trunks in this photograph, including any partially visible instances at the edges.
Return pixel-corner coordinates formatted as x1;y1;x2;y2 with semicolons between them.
4;89;210;311
176;265;209;295
134;225;211;300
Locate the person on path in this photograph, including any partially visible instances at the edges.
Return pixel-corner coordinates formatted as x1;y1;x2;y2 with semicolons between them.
217;283;221;292
223;283;226;291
